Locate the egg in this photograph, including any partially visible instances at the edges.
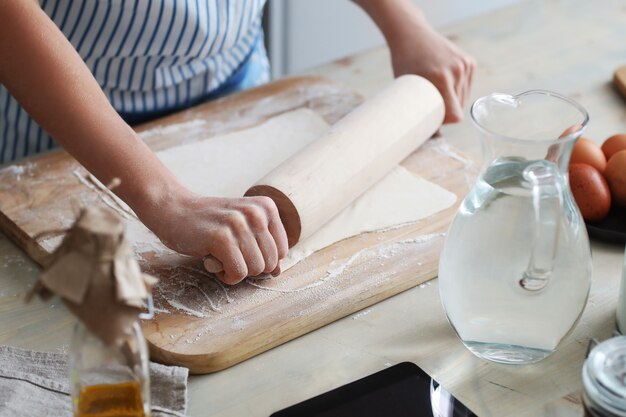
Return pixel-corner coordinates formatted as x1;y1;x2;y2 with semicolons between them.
570;137;607;173
604;150;626;208
601;134;626;161
568;163;611;221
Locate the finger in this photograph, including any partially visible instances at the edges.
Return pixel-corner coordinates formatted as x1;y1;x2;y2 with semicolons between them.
441;75;463;124
237;229;266;277
260;199;288;260
453;65;464;102
269;219;288;260
461;71;470;106
255;229;279;274
456;56;474;107
271;262;281;277
457;72;468;108
466;57;476;100
210;240;248;285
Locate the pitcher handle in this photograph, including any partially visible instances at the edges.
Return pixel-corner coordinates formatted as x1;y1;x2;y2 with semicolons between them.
520;163;563;291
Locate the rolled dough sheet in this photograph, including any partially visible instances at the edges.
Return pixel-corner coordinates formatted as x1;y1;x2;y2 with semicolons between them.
156;108;457;271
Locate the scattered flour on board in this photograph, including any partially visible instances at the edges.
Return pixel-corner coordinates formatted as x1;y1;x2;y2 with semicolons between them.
0;161;37;181
138;119;207;140
155;232;446;330
352;309;372;320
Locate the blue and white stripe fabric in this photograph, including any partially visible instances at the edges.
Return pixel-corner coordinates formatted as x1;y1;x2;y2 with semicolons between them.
0;0;269;164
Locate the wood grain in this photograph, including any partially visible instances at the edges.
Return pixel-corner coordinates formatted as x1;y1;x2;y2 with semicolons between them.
0;76;474;374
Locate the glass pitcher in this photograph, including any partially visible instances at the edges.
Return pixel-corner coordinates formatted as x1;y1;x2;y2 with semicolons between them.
439;90;593;364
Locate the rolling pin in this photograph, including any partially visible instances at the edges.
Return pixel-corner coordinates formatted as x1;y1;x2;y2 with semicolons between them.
204;74;444;274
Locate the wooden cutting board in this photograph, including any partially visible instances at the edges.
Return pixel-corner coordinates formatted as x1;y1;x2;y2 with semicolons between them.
0;76;476;374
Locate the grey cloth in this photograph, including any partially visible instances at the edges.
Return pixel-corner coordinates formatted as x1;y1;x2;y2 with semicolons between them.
0;345;188;417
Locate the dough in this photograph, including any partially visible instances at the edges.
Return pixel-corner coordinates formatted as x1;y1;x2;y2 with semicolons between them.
156;109;457;271
157;109;329;198
284;165;456;269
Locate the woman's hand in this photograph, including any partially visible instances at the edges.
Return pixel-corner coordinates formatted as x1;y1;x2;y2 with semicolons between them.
142;188;289;285
388;22;476;124
354;0;476;123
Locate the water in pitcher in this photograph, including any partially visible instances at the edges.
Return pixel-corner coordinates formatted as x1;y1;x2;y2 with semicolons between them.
439;157;591;364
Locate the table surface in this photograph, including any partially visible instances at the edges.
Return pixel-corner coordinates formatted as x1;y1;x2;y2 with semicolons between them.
2;0;626;416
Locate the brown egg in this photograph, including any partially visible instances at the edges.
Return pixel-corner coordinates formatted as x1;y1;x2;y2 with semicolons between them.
568;163;611;221
570;137;607;173
601;134;626;161
604;150;626;208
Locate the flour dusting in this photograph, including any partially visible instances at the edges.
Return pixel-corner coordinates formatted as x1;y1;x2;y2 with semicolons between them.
138;119;207;140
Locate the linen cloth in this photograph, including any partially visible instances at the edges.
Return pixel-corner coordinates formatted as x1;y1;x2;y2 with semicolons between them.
0;345;188;417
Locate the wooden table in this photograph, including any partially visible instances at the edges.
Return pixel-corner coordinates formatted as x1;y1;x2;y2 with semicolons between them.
1;0;625;415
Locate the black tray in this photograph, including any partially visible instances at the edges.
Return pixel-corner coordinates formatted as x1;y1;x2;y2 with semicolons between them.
587;205;626;244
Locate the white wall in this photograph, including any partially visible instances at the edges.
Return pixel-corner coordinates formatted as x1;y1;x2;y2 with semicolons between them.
267;0;523;77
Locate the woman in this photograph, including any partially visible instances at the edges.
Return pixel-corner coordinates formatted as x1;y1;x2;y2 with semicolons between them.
0;0;474;284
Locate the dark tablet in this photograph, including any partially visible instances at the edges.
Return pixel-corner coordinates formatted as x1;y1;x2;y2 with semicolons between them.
270;362;477;417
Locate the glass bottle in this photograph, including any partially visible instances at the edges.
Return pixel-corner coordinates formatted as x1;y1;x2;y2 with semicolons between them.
70;320;151;417
439;90;593;364
583;336;626;417
616;247;626;334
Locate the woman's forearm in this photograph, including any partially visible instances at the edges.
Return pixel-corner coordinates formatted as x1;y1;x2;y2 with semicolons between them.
0;0;179;218
0;1;306;283
352;0;476;123
353;0;430;53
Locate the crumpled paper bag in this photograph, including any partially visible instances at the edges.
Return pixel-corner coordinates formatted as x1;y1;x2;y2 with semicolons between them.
31;205;156;346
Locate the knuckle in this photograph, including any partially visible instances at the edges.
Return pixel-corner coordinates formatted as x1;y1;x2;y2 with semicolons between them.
451;62;464;76
253;196;278;213
241;205;268;230
225;210;248;232
210;229;232;247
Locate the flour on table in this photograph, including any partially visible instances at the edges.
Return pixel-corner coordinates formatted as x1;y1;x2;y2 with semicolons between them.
155;108;457;272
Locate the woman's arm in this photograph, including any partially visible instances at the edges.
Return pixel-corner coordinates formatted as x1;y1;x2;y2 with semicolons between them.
0;0;287;284
354;0;476;123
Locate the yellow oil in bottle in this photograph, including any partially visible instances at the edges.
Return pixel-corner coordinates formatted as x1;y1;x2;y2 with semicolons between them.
76;381;146;417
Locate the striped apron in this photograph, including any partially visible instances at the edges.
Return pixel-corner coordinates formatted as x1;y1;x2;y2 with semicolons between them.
0;0;269;164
